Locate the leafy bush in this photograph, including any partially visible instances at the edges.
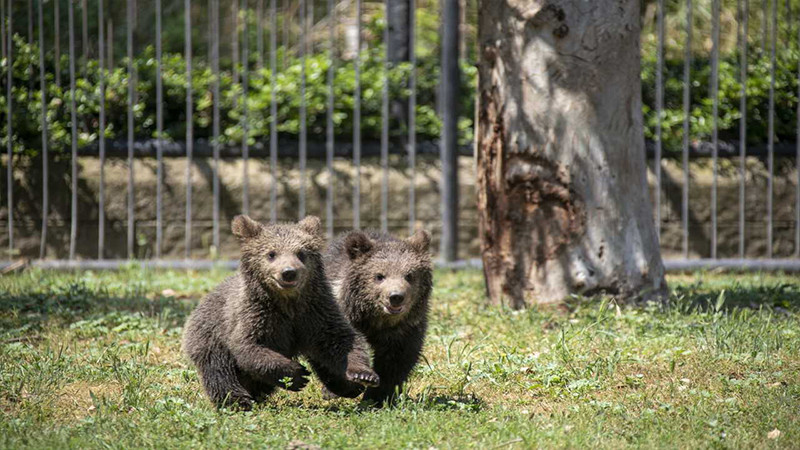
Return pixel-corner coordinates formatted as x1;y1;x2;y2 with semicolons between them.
641;41;800;153
2;26;797;159
0;32;477;157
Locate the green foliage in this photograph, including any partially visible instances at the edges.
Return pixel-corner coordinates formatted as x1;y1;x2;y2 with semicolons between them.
2;8;798;160
641;41;800;153
0;31;477;157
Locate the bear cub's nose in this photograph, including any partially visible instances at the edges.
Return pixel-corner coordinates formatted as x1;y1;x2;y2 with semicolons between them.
281;267;298;282
389;292;405;306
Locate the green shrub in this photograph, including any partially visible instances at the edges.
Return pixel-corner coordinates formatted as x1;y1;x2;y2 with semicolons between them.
641;41;800;153
0;31;476;157
1;27;797;159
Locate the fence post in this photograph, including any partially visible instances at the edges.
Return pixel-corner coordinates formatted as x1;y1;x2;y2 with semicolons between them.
185;0;193;258
6;0;12;256
353;0;362;230
408;0;417;237
98;0;106;259
681;0;692;259
326;0;336;238
127;0;135;258
38;0;49;259
68;0;78;260
440;0;460;262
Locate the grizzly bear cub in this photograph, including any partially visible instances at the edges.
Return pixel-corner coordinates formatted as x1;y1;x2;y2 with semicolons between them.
324;229;433;405
182;215;379;410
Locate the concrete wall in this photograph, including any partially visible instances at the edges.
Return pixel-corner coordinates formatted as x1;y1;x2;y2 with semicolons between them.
1;155;798;260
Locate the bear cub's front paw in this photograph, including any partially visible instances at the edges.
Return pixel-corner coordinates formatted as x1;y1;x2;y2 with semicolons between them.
279;361;311;391
347;367;380;387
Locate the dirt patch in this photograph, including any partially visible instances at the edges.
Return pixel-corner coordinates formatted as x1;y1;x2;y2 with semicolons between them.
55;381;122;420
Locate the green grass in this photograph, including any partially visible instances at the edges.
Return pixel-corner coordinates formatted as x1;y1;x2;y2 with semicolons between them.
1;268;799;449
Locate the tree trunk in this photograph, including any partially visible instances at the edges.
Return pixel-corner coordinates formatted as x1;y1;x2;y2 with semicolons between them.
476;0;666;307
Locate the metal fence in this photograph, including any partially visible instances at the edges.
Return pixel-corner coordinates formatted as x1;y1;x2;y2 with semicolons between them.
1;0;799;271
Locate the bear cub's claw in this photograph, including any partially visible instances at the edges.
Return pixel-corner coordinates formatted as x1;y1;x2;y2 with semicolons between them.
222;392;254;411
347;368;380;387
279;363;311;391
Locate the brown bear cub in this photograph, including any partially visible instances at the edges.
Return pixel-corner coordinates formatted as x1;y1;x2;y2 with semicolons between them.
182;215;379;410
324;229;433;405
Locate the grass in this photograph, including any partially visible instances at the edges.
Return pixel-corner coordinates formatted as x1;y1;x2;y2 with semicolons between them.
1;267;799;449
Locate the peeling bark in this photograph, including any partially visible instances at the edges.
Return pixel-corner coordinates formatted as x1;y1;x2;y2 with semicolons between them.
477;0;666;306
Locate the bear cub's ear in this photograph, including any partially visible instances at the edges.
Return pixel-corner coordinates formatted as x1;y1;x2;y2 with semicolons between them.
406;229;431;253
344;232;373;261
232;215;263;241
298;215;323;237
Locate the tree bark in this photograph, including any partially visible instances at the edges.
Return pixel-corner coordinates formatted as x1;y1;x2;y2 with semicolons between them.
476;0;666;307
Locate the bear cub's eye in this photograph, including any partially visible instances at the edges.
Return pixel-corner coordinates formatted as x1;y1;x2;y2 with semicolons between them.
405;273;414;282
375;274;385;282
267;251;277;261
297;250;307;263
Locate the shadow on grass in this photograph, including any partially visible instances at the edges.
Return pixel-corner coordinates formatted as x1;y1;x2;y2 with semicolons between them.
267;393;483;415
0;280;196;334
670;281;800;313
563;279;800;314
414;394;483;412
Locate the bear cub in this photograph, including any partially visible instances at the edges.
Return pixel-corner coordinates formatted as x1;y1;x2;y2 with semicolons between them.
182;215;379;410
324;229;433;405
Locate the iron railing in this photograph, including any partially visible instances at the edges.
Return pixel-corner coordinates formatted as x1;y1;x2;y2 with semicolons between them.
0;0;799;271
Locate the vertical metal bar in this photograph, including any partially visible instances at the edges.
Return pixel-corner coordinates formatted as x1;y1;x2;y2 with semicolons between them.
68;0;78;260
212;0;220;249
127;0;135;258
408;0;416;235
5;0;11;255
27;0;32;99
270;0;277;223
298;0;307;219
711;0;719;259
233;1;239;86
81;0;88;64
281;0;288;69
38;0;48;259
185;0;193;259
232;0;240;165
739;0;749;258
207;0;212;63
353;0;361;230
767;0;776;258
654;0;664;240
98;0;106;259
308;0;313;54
27;1;32;44
785;0;791;40
682;0;692;259
380;0;389;233
796;0;800;258
242;0;250;216
1;0;5;60
107;17;113;70
27;0;33;102
440;0;460;262
325;0;335;238
762;0;767;53
257;0;264;71
54;0;60;87
155;0;163;258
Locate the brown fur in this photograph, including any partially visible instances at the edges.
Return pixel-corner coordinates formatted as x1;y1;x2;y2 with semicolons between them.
182;216;379;410
324;230;433;405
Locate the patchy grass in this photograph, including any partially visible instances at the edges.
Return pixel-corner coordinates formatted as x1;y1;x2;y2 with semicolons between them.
1;268;799;448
